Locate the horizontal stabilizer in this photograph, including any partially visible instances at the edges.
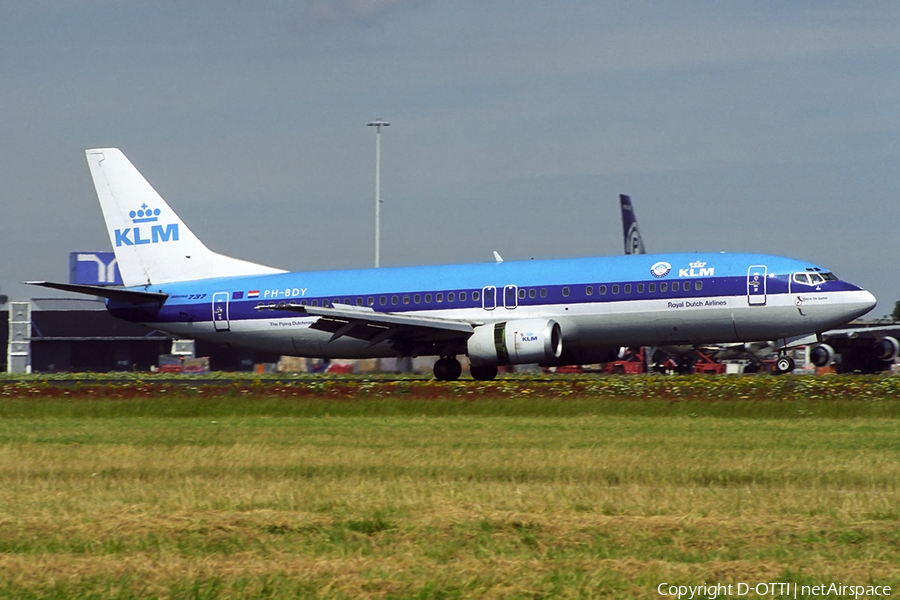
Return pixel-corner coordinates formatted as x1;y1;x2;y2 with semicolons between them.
26;281;168;304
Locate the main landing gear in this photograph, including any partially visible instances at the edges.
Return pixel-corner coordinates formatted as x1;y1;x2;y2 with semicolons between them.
470;365;499;381
774;353;795;375
433;357;462;381
432;357;500;381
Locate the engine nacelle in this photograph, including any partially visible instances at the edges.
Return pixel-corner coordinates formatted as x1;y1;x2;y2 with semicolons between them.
874;336;900;362
467;319;563;366
809;343;835;367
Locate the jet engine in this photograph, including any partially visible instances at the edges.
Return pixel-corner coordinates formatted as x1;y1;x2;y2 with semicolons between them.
467;319;563;366
809;343;835;368
874;336;900;362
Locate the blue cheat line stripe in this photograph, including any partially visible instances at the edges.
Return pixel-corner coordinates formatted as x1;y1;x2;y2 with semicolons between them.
162;274;795;324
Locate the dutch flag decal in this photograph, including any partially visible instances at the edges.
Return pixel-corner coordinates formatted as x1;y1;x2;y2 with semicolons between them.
248;290;259;298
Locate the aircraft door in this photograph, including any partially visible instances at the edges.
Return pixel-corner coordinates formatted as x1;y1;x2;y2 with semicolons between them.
482;286;496;311
503;285;518;310
213;292;230;331
747;265;767;306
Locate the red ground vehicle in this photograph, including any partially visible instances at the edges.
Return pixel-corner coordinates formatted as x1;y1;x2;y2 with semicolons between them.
604;347;646;374
692;349;726;374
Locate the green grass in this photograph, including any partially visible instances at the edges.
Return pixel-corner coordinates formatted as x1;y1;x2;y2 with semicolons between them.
0;385;898;598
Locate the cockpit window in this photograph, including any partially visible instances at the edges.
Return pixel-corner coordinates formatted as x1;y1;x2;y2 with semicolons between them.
794;272;831;286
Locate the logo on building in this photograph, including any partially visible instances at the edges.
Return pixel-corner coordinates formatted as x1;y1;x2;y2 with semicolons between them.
114;204;179;246
70;252;122;285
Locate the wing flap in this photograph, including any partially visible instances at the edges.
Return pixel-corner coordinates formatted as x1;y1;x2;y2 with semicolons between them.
255;302;476;345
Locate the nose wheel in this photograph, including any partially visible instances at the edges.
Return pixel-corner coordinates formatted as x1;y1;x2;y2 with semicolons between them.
433;357;462;381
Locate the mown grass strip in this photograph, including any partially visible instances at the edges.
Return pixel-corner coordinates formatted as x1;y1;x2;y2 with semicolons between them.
0;388;897;598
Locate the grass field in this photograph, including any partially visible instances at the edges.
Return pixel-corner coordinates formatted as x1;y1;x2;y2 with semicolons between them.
0;377;898;598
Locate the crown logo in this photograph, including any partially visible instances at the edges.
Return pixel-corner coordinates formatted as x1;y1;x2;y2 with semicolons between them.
689;260;706;269
129;204;160;223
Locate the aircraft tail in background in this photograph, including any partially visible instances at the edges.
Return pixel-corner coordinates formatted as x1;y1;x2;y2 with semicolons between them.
619;194;645;255
85;148;284;288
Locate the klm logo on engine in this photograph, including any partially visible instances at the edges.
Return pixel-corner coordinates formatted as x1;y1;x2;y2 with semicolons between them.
114;204;179;247
679;260;714;278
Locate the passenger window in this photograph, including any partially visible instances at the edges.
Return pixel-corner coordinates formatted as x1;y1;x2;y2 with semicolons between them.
599;285;607;295
356;298;364;306
380;296;387;306
529;289;536;299
694;281;702;291
586;285;593;296
425;294;432;303
649;283;656;293
448;292;455;302
660;283;668;292
624;284;631;294
391;295;399;305
460;291;467;302
333;298;340;306
672;282;679;292
472;291;480;301
437;293;443;303
562;287;570;297
540;288;547;298
518;289;525;299
612;284;619;295
300;299;307;306
322;299;330;307
637;283;644;293
367;297;375;306
312;300;318;307
403;295;410;305
414;294;421;304
344;298;350;305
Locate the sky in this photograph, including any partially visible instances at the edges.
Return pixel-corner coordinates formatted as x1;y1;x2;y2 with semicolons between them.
1;1;898;315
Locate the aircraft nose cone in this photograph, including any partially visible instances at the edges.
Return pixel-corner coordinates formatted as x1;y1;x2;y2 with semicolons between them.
847;289;877;319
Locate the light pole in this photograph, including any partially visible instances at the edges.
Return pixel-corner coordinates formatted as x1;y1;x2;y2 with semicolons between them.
367;118;389;268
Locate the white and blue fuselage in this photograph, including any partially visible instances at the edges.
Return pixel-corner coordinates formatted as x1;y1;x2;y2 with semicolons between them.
109;252;874;364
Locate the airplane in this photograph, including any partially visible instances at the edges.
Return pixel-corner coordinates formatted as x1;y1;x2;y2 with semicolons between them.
616;194;898;373
29;148;877;380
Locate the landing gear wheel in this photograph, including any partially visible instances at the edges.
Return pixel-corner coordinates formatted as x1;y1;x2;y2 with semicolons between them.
775;356;795;375
470;365;499;381
433;357;462;381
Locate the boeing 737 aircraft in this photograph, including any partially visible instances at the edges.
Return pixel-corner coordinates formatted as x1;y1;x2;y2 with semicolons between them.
30;149;877;380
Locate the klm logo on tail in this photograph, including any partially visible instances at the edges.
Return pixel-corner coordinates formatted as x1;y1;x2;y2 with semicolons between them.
114;203;179;247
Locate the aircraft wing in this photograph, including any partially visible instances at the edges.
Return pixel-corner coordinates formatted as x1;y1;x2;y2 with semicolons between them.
256;302;477;350
823;324;900;339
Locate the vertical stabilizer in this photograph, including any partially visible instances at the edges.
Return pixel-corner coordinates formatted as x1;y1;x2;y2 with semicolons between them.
619;194;646;255
86;148;284;287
